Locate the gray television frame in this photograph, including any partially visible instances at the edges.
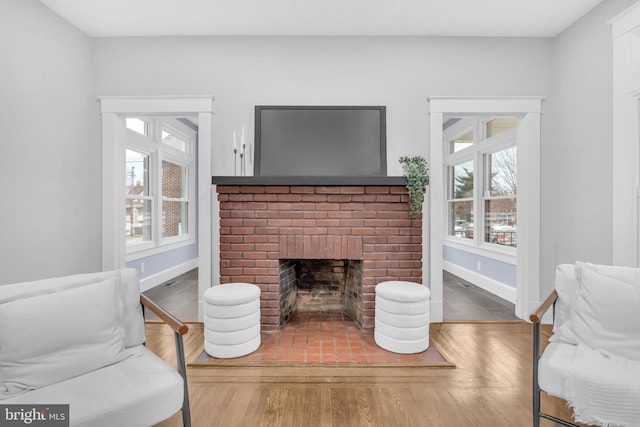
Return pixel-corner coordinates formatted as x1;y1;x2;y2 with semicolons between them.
253;105;387;177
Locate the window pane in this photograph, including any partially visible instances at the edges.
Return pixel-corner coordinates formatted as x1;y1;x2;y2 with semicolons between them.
126;118;148;136
488;146;517;196
485;199;517;247
451;160;474;199
126;150;150;196
162;161;186;198
126;150;151;246
126;199;152;245
163;201;188;237
486;117;518;138
450;129;474;153
162;129;187;152
449;201;474;240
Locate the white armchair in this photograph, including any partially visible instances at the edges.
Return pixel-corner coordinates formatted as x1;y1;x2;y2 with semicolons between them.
530;262;640;427
0;268;191;427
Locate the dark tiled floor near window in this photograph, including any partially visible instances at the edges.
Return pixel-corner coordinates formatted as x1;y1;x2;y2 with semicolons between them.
443;270;518;321
144;268;518;322
143;269;199;321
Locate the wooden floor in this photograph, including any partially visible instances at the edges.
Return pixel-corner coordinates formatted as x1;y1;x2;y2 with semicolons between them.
145;321;589;427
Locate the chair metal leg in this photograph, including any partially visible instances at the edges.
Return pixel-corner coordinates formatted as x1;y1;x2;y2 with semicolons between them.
532;320;579;427
174;332;192;427
532;321;541;427
540;413;579;427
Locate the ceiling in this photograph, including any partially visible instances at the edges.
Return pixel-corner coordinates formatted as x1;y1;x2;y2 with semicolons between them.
39;0;602;38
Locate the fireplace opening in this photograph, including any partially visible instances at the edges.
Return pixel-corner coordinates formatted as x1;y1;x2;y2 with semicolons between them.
279;259;363;329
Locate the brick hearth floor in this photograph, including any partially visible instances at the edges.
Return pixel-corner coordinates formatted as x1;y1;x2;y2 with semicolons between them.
207;312;443;364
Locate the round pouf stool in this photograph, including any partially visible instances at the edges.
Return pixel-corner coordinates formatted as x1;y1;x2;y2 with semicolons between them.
374;281;430;354
203;283;261;358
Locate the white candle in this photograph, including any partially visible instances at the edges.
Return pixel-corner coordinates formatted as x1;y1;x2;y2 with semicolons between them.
233;131;237;151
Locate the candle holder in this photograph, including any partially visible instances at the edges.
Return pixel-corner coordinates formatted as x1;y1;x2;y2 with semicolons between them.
233;148;238;176
240;144;246;176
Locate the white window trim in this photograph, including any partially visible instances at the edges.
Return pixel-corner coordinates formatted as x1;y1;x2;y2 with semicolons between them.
428;96;543;322
99;95;214;323
444;238;517;265
444;118;518;253
159;119;194;155
125;118;197;258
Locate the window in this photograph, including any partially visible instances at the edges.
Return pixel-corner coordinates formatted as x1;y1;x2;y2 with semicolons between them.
444;116;519;249
125;117;195;254
125;149;152;245
162;160;189;238
486;117;518;138
449;129;474;153
161;126;188;152
448;160;474;240
484;146;517;247
126;118;148;136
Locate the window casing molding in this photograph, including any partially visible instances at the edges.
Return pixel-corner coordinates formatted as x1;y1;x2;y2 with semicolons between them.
99;96;214;323
428;97;543;322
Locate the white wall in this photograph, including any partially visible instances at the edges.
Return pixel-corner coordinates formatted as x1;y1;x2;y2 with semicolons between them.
541;0;638;295
93;36;552;177
0;0;100;285
92;35;551;297
6;2;630;296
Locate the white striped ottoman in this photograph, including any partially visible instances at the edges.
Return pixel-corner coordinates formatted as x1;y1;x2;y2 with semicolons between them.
203;283;261;358
374;281;430;354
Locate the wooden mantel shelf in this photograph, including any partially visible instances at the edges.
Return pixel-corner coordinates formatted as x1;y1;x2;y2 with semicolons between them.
211;176;407;186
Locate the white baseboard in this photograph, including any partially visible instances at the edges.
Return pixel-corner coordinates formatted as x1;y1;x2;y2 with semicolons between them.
139;259;199;292
443;261;516;304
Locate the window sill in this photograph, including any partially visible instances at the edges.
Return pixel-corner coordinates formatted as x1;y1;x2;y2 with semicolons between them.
126;237;196;261
443;236;516;264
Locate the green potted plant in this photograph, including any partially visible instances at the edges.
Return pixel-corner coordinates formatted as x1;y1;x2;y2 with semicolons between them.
399;155;429;217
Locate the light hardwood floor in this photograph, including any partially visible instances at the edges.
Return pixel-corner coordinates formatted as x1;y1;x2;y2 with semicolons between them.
146;321;588;427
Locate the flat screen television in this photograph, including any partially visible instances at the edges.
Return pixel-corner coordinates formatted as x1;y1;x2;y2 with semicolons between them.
254;106;387;177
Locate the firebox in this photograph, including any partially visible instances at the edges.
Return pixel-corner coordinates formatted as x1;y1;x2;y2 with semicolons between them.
279;259;363;328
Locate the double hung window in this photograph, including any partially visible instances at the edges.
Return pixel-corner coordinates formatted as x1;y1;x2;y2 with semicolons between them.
445;117;518;249
125;117;195;255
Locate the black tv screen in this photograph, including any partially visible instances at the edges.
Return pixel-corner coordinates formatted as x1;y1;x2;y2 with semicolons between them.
254;106;386;177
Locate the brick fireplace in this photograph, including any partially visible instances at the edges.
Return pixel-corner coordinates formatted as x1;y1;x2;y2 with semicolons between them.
215;182;423;331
